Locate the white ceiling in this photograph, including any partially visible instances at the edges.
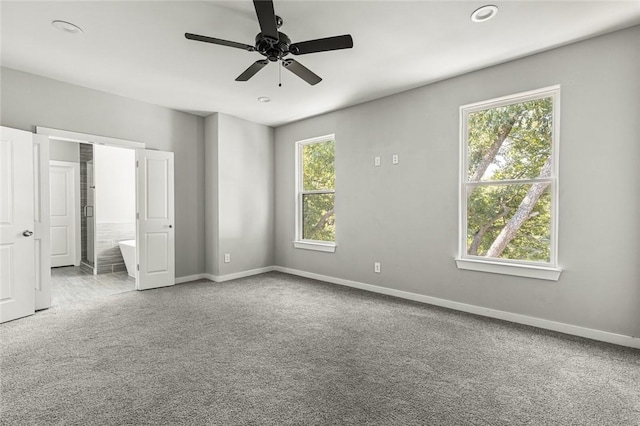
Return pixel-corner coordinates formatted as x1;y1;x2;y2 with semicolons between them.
2;1;639;127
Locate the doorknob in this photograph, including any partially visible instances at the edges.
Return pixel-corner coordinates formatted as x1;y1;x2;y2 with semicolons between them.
23;230;34;237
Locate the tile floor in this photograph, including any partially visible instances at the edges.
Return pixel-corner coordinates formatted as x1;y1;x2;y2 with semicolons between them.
51;266;135;307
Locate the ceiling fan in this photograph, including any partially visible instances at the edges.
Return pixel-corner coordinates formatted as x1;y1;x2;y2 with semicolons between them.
185;0;353;86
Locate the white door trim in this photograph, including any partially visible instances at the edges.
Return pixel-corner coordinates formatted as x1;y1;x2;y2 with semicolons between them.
36;127;145;150
34;135;51;310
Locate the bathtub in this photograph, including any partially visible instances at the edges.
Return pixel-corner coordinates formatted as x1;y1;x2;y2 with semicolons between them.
118;239;136;278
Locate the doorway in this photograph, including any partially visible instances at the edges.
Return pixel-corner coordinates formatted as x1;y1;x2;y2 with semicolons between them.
49;140;136;305
39;126;176;295
49;140;138;306
0;125;176;323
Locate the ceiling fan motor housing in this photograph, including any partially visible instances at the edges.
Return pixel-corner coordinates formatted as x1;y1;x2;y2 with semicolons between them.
256;31;291;61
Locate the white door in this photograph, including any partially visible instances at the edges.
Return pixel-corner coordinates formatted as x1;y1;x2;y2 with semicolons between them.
49;161;79;267
0;127;35;323
34;135;51;310
136;149;175;290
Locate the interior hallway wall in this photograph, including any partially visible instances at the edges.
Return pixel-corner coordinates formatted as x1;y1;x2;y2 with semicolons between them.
204;113;220;277
0;67;205;279
204;113;275;277
273;26;640;338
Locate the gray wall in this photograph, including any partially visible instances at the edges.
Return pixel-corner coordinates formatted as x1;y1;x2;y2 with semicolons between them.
274;27;640;338
0;67;205;279
205;113;275;277
2;27;638;338
49;140;79;162
204;113;220;277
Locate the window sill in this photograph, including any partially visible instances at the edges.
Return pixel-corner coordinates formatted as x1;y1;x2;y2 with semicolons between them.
293;241;336;253
455;258;562;281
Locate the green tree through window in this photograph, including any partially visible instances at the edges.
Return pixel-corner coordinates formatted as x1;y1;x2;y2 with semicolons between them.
299;138;335;242
463;90;557;264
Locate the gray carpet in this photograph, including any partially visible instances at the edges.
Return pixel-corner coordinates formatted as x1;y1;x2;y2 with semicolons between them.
1;272;639;425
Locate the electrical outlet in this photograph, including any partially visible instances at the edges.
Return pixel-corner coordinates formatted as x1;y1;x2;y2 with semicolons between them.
392;154;399;165
374;156;381;167
374;262;381;273
224;253;231;263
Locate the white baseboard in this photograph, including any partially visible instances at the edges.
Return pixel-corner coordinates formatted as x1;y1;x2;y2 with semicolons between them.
175;274;209;284
274;266;640;349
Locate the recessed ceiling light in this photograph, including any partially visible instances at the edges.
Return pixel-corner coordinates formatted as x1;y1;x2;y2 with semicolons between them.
471;5;499;23
257;96;270;103
52;20;83;34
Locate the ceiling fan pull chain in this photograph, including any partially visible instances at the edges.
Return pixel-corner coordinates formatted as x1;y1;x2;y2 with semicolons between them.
279;60;282;87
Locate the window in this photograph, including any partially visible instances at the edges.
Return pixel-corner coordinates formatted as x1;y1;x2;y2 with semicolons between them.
456;86;561;280
294;135;336;252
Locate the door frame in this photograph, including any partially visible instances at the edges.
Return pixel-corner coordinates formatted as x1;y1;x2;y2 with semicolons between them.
49;160;81;267
37;127;145;150
34;135;51;310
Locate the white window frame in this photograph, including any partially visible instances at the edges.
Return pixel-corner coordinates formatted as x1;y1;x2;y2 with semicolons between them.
293;134;336;253
456;86;562;281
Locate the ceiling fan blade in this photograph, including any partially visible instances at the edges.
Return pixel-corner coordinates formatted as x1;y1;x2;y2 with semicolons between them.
236;60;269;82
185;33;255;51
289;35;353;55
282;59;322;86
253;0;279;42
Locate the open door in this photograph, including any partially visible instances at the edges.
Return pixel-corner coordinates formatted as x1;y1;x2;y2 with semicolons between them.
136;149;175;290
0;127;36;322
34;134;51;310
